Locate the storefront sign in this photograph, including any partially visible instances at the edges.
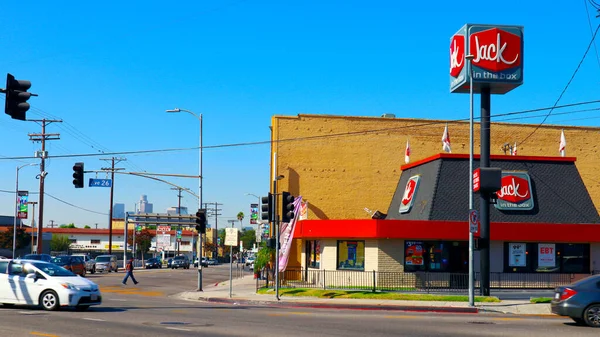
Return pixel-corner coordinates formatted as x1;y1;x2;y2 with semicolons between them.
157;225;171;233
450;24;524;94
538;243;556;267
405;241;424;266
508;243;526;267
495;172;534;211
399;175;420;214
472;168;480;192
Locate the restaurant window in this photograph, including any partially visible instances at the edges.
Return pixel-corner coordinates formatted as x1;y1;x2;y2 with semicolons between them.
181;241;190;246
337;241;365;270
504;243;590;273
91;239;101;244
306;240;321;269
404;241;468;273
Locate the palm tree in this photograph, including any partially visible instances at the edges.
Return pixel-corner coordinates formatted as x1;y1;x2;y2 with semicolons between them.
237;212;244;250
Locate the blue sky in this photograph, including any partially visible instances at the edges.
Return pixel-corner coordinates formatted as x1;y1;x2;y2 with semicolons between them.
1;1;599;229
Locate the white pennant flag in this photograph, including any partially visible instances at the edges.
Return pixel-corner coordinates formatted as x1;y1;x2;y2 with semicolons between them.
559;130;566;157
404;139;411;164
442;124;452;153
512;142;518;156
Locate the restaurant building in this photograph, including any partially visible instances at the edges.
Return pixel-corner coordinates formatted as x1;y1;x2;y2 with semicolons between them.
268;114;600;280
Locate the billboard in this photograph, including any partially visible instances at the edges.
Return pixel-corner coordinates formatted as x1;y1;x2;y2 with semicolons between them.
17;191;29;219
450;24;524;94
250;203;258;224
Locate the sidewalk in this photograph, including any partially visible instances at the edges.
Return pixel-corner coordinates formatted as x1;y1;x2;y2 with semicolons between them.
175;275;553;315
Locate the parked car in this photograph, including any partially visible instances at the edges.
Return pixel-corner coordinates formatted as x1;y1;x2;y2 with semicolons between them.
22;254;53;263
207;259;219;266
193;257;209;268
0;259;101;311
171;255;190;269
50;256;86;277
167;258;173;268
94;255;118;273
245;256;255;267
551;274;600;327
72;254;96;274
144;257;162;269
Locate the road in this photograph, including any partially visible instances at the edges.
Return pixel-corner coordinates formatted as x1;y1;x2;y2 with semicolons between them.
1;265;597;336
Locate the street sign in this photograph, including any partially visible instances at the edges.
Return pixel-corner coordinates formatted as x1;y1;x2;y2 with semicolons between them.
89;178;112;187
469;209;479;234
225;228;238;246
157;225;171;233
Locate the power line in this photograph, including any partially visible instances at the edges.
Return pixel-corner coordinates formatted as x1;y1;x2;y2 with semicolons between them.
584;0;600;70
0;99;599;162
517;23;600;147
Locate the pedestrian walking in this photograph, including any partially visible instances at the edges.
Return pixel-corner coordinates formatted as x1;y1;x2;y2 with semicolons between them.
122;258;139;285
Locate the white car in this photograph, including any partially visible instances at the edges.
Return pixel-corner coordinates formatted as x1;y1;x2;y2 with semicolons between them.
0;259;101;311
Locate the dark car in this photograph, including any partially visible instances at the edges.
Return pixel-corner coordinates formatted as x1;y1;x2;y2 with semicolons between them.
51;255;87;276
171;255;190;269
551;274;600;327
22;254;53;263
145;257;162;269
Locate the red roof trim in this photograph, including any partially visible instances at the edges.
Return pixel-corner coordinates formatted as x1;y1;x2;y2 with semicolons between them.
400;153;577;171
294;219;600;243
0;227;195;236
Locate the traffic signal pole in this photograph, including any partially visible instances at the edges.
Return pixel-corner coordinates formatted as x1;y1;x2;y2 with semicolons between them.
100;157;126;255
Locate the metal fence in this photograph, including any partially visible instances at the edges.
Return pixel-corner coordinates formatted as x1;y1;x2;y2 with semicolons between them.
257;268;589;293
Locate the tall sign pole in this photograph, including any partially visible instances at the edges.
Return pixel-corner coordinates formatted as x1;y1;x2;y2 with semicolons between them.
450;24;524;297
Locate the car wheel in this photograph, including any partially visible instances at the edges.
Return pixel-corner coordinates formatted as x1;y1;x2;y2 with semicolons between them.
91;267;96;274
584;304;600;327
75;305;90;311
40;290;60;311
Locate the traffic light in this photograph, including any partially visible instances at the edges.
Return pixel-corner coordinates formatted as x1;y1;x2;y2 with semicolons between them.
195;209;207;234
281;191;295;223
4;73;34;121
261;193;273;222
72;162;84;188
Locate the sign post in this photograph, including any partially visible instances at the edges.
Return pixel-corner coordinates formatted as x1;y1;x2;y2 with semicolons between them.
225;224;238;299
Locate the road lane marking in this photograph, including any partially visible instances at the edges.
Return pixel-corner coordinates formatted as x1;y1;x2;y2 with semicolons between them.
171;310;186;313
165;327;191;331
30;332;59;337
83;318;106;322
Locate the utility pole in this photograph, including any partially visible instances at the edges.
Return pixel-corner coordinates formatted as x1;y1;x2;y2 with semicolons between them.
204;202;222;259
100;157;126;255
172;187;190;256
28;119;61;254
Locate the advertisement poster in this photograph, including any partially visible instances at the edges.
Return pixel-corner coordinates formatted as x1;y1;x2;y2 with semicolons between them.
250;203;259;224
405;241;424;266
538;243;556;267
17;191;29;219
509;243;526;267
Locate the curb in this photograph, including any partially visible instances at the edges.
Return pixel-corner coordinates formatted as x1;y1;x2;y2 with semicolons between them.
184;295;479;314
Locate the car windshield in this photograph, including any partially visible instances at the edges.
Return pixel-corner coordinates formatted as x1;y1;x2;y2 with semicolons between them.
32;262;76;277
147;258;157;262
23;254;43;260
571;274;600;288
95;256;111;262
51;256;70;264
174;256;186;260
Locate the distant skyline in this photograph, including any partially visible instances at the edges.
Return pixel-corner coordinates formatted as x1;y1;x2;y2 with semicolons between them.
1;1;599;232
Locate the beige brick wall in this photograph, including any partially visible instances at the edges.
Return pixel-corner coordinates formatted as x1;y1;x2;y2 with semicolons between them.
321;240;338;270
272;115;600;220
378;239;405;273
364;239;378;271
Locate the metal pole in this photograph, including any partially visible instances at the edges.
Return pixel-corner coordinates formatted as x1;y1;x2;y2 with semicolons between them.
13;166;19;259
467;55;475;307
480;86;491;296
273;179;280;301
229;221;234;299
109;157;115;255
124;212;128;268
31;203;36;254
198;113;204;291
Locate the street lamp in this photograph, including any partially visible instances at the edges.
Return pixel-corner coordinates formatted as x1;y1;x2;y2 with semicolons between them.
14;163;38;258
166;107;203;291
466;53;475;307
